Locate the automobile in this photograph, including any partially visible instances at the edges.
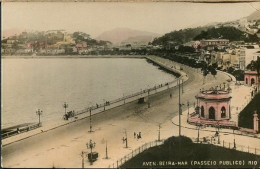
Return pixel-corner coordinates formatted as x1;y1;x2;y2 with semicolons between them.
88;152;98;162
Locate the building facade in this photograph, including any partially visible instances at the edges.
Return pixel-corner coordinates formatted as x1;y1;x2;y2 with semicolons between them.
195;89;232;121
244;70;259;86
200;39;229;48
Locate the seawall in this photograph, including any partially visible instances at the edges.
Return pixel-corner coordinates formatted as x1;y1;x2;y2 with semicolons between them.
2;55;189;146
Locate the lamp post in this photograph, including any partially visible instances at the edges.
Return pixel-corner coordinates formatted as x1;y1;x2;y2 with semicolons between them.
187;101;190;116
86;139;96;165
81;151;87;168
105;141;109;159
122;129;128;148
103;99;106;111
36;109;43;126
89;108;94;133
63;102;68;115
158;124;161;141
233;129;236;149
178;78;184;136
182;79;184;94
197;123;200;143
147;89;150;108
216;121;220;144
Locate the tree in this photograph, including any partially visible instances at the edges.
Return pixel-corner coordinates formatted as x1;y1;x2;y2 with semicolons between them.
227;67;235;74
210;66;217;78
246;60;257;71
232;70;245;81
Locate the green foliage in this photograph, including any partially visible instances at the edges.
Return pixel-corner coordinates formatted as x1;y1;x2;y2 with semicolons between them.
227;67;235;74
178;45;195;53
247;60;257;71
122;136;259;168
239;93;260;129
152;27;210;46
232;70;245;81
72;31;112;46
209;65;217;77
194;26;260;43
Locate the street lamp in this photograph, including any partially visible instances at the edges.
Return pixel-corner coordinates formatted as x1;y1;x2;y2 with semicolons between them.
122;129;128;148
216;121;220;144
105;141;109;159
86;139;96;165
36;109;43;126
178;78;184;136
187;101;190;116
103;99;106;111
182;79;184;94
233;129;236;149
63;102;68;115
89;108;94;133
158;124;161;141
147;89;150;108
81;151;87;168
197;123;201;143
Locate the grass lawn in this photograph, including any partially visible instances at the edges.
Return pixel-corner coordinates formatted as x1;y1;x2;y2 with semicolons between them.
238;93;260;129
121;136;260;168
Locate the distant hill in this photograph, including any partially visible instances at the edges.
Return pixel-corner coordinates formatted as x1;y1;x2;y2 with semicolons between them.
152;26;211;46
194;26;260;42
96;28;160;45
247;10;260;21
121;35;157;46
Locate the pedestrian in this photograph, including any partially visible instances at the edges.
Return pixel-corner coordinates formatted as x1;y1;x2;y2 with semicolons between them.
134;132;136;138
139;132;142;139
170;93;172;98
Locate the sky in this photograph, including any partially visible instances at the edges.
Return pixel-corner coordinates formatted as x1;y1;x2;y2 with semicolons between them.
2;2;260;38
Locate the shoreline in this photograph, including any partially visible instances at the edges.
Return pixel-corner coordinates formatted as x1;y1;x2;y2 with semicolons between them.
1;55;146;59
3;55;244;168
1;55;187;146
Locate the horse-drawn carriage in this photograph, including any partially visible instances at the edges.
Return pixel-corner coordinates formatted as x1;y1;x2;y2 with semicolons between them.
63;110;75;120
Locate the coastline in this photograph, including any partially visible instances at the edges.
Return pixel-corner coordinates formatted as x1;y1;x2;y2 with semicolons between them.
1;55;187;146
1;55;145;59
3;55;244;168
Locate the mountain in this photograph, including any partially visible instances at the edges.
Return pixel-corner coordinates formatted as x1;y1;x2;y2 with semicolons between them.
247;10;260;21
96;28;160;45
121;35;158;46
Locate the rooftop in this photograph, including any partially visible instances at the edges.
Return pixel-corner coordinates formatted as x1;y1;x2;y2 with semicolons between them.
196;88;232;100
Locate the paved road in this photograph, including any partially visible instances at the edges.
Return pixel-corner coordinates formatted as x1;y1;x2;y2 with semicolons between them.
2;57;230;168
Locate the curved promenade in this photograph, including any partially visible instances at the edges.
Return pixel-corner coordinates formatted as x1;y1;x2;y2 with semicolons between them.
2;55;234;168
2;55;186;146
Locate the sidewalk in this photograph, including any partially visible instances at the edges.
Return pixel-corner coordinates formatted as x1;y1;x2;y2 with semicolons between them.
171;82;260;154
2;55;188;147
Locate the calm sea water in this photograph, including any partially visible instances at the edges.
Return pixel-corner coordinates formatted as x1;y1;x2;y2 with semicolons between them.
1;57;175;128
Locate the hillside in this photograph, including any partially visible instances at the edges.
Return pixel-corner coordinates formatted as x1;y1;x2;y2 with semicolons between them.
96;27;160;45
194;26;260;42
121;35;156;46
151;26;211;46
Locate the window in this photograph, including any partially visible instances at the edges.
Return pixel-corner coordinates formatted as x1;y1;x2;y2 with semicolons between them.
221;106;226;118
209;107;215;120
201;106;205;117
